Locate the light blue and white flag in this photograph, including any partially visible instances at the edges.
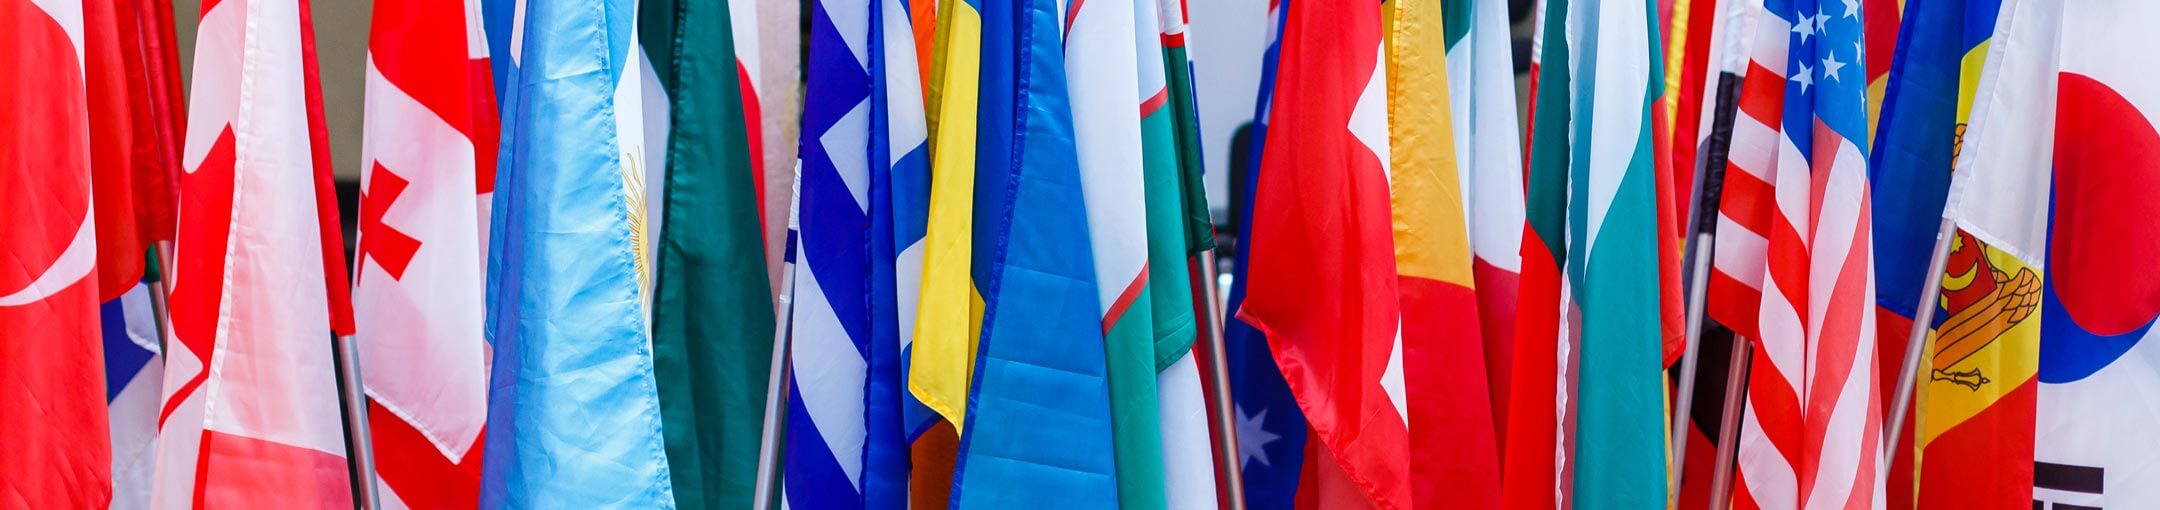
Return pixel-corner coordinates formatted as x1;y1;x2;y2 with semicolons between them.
477;0;674;507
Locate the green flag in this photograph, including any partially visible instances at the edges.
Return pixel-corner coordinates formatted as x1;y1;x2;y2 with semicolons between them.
639;1;777;508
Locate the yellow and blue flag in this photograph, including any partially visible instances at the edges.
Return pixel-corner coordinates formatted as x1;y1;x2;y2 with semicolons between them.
948;0;1119;506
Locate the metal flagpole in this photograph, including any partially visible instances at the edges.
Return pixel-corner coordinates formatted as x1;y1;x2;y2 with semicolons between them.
1883;218;1957;464
752;167;805;510
331;334;382;510
1705;337;1753;510
1192;249;1248;510
1668;232;1715;502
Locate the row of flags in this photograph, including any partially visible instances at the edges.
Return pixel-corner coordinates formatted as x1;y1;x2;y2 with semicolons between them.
6;0;2160;508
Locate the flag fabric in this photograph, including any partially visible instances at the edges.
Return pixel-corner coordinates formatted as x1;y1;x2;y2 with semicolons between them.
1064;0;1171;507
84;0;177;303
1236;0;1408;507
1864;0;2001;506
1913;1;2058;506
779;0;895;505
153;0;358;506
1706;0;1782;345
638;0;783;508
103;281;164;510
948;0;1120;506
1730;0;1886;506
905;0;984;505
1;0;108;505
477;0;676;505
1444;0;1528;428
866;0;931;506
1501;0;1575;505
1136;0;1219;507
1223;2;1310;507
947;0;1118;502
1559;0;1671;505
2030;0;2160;506
1861;0;1899;139
356;0;498;507
1387;0;1501;507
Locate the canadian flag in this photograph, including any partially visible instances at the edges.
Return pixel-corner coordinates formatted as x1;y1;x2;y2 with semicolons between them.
354;0;499;508
151;0;357;507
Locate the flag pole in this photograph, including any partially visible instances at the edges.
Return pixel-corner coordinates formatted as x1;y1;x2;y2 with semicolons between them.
1705;336;1753;510
330;333;383;510
752;168;806;510
1883;218;1956;465
1191;249;1248;510
1668;232;1714;501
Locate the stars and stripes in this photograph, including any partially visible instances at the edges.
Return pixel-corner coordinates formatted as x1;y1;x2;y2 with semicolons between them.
1731;0;1884;506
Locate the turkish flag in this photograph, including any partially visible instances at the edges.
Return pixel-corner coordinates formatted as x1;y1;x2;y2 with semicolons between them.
0;1;112;507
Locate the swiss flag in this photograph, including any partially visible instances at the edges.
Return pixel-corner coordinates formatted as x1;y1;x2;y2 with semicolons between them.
1233;0;1410;508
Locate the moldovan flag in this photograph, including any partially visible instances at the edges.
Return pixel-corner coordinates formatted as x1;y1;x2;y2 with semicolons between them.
1915;1;2058;507
639;0;782;507
2035;0;2160;506
154;0;359;507
1865;0;2000;506
355;0;498;507
1387;0;1501;508
1;1;109;507
477;0;675;506
1237;0;1409;507
949;0;1118;505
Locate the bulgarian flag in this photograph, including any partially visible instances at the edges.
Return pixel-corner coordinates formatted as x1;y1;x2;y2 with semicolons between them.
1501;0;1576;505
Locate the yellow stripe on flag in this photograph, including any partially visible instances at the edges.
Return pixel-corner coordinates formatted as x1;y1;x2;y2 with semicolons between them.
910;3;983;432
1386;0;1473;285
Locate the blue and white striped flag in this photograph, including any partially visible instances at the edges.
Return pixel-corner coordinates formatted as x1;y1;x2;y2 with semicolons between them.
782;0;926;505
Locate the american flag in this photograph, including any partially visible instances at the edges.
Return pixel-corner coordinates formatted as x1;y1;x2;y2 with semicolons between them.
1725;0;1885;507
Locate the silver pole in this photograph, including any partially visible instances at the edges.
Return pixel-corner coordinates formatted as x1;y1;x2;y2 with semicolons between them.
1193;250;1248;510
1668;232;1715;503
1706;337;1753;510
331;334;381;510
752;169;806;510
1883;218;1957;470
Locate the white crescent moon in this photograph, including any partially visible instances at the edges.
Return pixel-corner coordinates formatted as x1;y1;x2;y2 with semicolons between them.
0;211;97;306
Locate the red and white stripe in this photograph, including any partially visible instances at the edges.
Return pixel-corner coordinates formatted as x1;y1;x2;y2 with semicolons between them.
1729;6;1885;510
354;0;499;507
1706;0;1777;342
154;0;354;507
